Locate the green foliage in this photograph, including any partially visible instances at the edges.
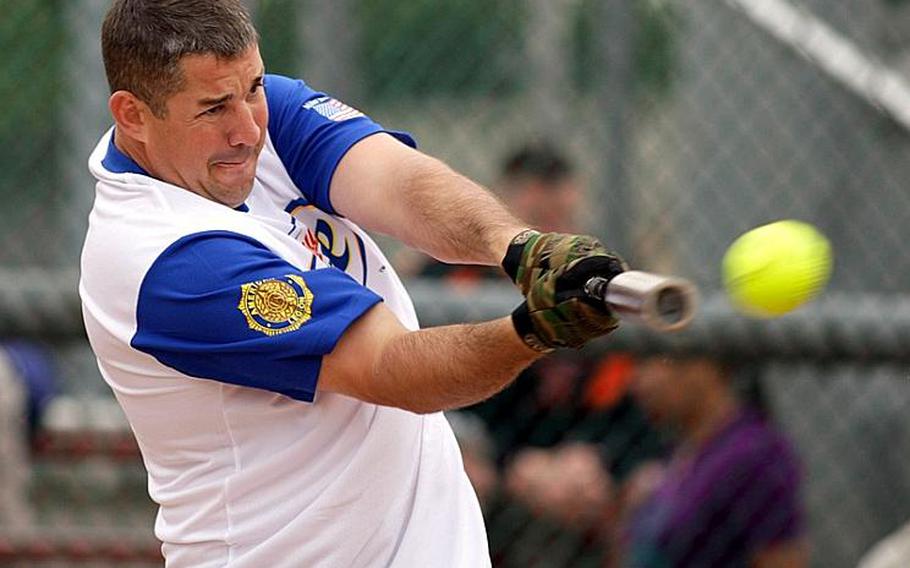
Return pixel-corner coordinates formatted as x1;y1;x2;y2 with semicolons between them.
256;0;303;77
571;0;678;97
356;0;677;103
0;1;62;198
356;0;526;101
633;0;679;97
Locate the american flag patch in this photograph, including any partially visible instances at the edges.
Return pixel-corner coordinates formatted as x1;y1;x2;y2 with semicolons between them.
302;96;365;122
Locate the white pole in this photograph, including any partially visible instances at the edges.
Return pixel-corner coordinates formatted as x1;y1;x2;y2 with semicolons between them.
62;0;110;266
727;0;910;132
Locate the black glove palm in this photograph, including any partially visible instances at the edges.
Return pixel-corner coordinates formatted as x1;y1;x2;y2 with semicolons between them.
512;255;623;351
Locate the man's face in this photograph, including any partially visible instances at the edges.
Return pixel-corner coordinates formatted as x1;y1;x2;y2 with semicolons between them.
142;45;267;207
630;357;701;428
508;178;581;233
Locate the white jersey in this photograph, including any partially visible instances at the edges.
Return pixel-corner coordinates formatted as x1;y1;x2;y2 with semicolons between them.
79;75;489;568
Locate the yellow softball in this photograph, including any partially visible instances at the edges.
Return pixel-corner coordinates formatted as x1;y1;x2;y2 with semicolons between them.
722;220;833;317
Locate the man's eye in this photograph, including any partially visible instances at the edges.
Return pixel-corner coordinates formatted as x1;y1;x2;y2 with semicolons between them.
250;80;264;94
202;106;223;116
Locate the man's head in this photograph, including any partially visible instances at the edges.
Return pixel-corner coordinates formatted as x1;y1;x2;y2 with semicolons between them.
499;143;582;233
102;0;266;207
102;0;259;117
630;355;733;430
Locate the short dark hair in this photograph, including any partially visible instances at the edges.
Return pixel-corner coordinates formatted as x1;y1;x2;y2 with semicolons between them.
102;0;259;117
501;142;574;186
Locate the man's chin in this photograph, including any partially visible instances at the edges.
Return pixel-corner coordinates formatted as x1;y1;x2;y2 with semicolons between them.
202;180;254;208
227;183;255;208
208;172;256;205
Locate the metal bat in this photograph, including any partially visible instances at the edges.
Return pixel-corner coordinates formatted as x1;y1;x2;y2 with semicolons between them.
584;271;698;332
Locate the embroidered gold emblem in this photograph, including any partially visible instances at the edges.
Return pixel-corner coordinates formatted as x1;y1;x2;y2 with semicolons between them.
238;274;314;336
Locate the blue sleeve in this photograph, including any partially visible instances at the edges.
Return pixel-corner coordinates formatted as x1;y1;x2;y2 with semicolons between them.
265;74;417;215
131;231;382;402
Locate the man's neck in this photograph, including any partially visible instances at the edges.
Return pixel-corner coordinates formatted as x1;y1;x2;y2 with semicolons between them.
681;392;740;450
113;130;154;177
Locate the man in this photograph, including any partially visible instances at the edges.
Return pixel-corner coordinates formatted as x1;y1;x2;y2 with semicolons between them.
619;356;807;567
499;142;582;235
79;1;624;566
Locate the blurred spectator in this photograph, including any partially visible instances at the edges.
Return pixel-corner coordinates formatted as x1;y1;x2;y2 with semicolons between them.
497;142;581;234
0;341;57;527
411;141;583;284
616;356;807;567
503;355;808;568
480;353;663;567
2;340;57;444
471;352;663;472
505;442;615;531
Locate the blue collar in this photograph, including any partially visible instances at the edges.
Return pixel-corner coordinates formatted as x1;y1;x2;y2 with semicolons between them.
101;131;149;176
100;130;249;212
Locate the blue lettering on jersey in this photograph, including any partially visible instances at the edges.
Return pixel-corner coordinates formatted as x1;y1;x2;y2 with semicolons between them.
285;198;368;284
315;218;350;271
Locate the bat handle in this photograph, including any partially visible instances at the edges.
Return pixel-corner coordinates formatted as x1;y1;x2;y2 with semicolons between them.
584;271;699;332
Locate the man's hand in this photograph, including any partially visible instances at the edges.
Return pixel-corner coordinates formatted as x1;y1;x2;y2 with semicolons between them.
501;230;626;295
502;229;626;350
504;444;614;530
511;255;623;351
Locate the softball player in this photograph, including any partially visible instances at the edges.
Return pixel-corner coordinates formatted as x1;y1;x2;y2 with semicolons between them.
80;1;624;566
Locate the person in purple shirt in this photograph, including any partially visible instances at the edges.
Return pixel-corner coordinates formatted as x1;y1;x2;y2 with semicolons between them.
619;355;808;568
500;354;807;567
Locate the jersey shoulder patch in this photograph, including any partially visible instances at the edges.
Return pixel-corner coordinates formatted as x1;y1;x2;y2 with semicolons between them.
239;273;314;336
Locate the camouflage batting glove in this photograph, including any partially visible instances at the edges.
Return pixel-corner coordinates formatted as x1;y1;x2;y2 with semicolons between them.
501;230;626;295
511;255;623;351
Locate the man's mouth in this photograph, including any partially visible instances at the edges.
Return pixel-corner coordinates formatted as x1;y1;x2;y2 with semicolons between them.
212;152;254;168
213;158;249;168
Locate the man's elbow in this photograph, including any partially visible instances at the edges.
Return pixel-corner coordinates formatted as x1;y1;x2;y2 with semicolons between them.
753;538;810;568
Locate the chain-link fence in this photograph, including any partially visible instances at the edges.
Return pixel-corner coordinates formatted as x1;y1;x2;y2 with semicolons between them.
1;1;909;566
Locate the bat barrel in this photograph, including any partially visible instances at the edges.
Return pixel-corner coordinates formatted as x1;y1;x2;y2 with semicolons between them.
585;271;699;332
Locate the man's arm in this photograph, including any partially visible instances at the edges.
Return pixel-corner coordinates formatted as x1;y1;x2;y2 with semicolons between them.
753;539;809;568
127;233;613;409
327;132;622;355
329;133;528;266
319;302;544;414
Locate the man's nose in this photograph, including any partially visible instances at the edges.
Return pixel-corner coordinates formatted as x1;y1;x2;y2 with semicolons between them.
228;103;261;147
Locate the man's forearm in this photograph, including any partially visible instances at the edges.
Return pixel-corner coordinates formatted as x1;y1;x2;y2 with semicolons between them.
330;134;528;267
367;317;542;413
393;154;527;266
320;306;543;414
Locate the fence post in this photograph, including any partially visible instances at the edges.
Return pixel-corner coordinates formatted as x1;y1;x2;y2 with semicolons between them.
298;0;360;102
595;0;635;257
61;0;110;267
525;0;573;134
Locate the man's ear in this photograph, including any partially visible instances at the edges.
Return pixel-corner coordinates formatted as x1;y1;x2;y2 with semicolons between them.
109;91;152;143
